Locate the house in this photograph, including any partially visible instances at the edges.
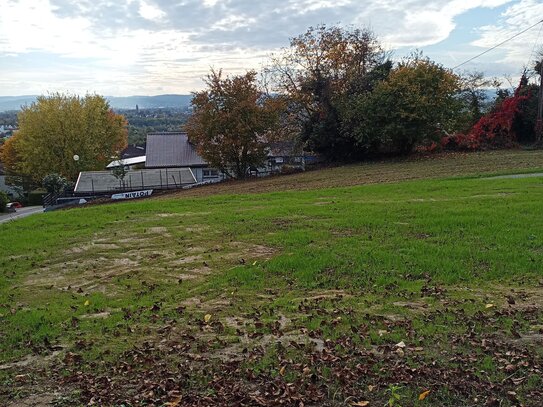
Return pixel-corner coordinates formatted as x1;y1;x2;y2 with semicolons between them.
0;163;19;198
121;144;146;159
265;142;305;174
145;132;311;181
106;155;147;170
106;144;146;170
145;132;222;183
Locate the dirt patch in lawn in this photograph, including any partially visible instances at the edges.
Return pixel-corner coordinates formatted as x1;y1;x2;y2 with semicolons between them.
6;394;57;407
64;243;120;255
145;226;169;234
0;348;64;371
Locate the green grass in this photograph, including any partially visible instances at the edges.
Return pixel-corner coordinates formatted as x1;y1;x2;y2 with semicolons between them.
1;152;543;405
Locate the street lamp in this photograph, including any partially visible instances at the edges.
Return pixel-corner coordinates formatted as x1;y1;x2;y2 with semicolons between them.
73;154;81;186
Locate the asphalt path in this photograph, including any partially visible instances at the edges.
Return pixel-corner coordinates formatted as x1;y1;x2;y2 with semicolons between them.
0;206;44;225
484;172;543;179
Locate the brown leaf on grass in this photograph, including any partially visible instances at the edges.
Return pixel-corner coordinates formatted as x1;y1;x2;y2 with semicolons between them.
419;390;431;400
351;401;370;406
165;395;182;406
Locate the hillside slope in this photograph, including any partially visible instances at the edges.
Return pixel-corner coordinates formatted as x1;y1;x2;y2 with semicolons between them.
1;151;543;406
170;149;543;198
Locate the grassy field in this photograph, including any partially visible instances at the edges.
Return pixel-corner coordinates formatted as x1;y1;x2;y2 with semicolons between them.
1;150;543;406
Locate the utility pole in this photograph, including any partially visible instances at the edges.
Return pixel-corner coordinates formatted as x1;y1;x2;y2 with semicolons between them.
537;58;543;143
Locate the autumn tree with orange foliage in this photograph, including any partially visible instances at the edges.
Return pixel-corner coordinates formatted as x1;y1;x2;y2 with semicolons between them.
5;93;127;182
186;70;286;179
0;134;22;175
268;25;390;160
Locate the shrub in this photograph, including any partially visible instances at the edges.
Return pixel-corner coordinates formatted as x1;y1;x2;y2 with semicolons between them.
27;189;46;206
42;173;68;195
0;191;8;212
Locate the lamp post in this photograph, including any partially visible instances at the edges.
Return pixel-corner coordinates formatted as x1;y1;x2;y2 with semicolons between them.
73;154;81;186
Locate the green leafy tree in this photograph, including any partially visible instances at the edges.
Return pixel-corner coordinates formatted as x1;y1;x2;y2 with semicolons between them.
111;156;128;187
350;55;462;154
457;71;497;130
42;173;69;195
12;93;127;182
186;70;285;179
0;191;8;212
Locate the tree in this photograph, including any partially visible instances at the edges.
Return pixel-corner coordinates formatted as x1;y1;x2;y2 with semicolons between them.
0;191;8;212
350;55;462;154
42;173;69;195
10;93;127;182
0;134;22;175
457;71;498;131
111;156;128;187
268;25;388;160
185;70;285;179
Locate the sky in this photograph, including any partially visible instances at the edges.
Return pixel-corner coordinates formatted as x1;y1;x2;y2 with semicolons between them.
1;0;542;96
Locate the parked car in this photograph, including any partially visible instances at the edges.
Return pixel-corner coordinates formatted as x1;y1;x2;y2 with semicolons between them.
6;202;23;212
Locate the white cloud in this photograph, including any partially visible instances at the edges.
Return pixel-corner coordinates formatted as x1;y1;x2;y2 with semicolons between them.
356;0;513;48
139;0;167;21
471;0;543;70
0;0;536;95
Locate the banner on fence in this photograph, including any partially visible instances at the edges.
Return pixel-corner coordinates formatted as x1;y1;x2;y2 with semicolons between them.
111;189;153;200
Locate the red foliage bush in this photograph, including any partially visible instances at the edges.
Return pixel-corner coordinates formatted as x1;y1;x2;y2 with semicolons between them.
443;83;530;151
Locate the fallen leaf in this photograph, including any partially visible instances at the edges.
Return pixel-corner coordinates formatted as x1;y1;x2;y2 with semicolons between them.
165;395;182;406
279;366;286;376
351;401;370;406
204;314;212;323
395;341;406;348
419;390;431;400
252;260;258;266
84;300;90;306
485;303;494;309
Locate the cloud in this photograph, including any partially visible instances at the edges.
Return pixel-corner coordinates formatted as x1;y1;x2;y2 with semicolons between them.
470;0;543;74
0;0;533;95
139;0;167;21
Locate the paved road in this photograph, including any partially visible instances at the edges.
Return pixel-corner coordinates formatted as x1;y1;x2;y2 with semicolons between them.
485;172;543;180
0;206;44;225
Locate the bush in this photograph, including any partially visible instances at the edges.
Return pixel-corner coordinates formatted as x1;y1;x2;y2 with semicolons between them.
43;173;68;195
0;191;8;212
27;189;46;206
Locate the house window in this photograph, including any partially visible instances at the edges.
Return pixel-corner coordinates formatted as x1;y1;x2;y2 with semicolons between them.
203;169;219;178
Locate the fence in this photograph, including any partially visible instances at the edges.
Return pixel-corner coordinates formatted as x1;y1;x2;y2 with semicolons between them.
74;168;196;194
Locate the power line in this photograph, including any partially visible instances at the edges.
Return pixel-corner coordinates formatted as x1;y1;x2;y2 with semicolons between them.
528;21;543;64
452;19;543;70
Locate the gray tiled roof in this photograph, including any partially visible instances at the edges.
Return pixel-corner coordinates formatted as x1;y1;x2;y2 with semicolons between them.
146;132;208;168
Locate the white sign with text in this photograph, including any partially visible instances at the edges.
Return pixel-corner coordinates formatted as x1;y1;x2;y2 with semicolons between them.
111;189;153;200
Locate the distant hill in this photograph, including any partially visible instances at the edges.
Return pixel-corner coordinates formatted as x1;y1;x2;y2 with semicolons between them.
0;94;193;112
0;96;39;112
107;95;193;110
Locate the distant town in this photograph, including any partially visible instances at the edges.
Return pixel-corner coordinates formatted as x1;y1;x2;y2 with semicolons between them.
0;95;193;146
